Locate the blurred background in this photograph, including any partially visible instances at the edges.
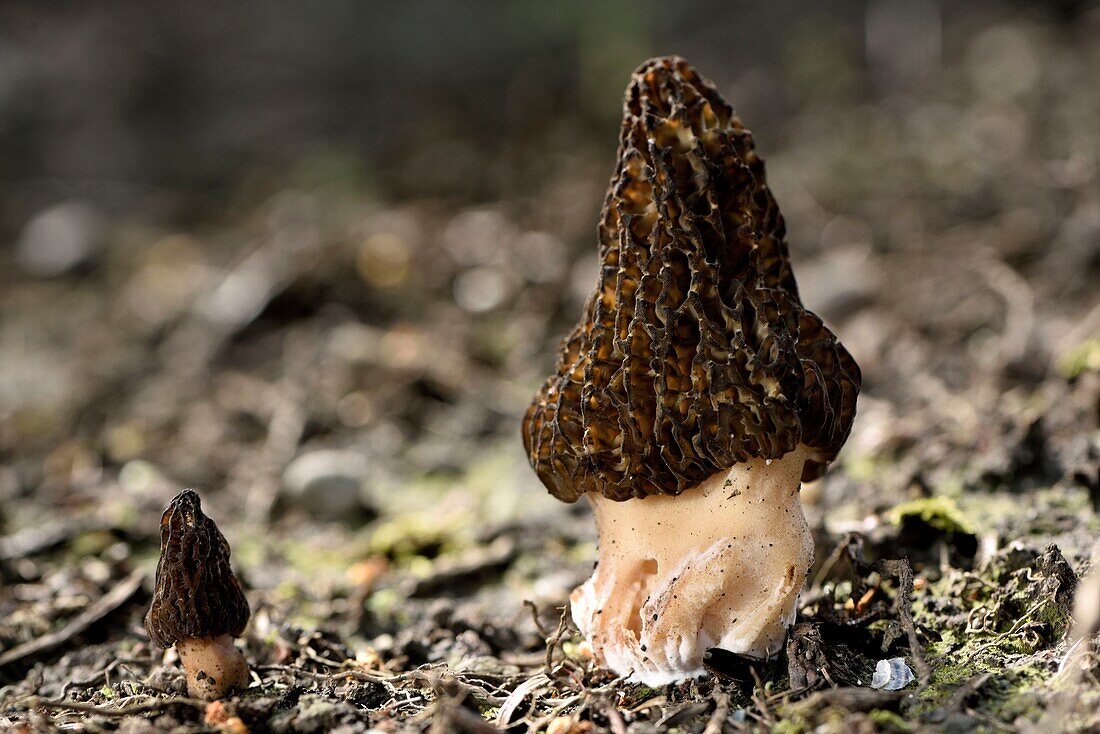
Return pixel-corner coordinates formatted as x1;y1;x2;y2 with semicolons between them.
0;0;1098;702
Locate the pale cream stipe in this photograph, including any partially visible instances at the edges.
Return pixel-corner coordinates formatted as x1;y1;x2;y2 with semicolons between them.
570;448;814;686
176;634;251;700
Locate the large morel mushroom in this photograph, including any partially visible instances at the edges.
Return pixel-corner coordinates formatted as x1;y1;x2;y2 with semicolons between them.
523;56;861;685
145;489;251;699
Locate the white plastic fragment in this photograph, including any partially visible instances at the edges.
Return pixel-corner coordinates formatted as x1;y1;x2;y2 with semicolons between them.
870;657;915;690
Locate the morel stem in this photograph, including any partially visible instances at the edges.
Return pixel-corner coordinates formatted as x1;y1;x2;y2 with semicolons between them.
176;634;250;700
570;448;813;685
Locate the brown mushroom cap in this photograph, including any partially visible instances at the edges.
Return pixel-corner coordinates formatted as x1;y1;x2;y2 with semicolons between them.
523;56;861;502
145;489;250;648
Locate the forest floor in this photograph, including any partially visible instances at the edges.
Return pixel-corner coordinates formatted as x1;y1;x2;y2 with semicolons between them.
2;10;1100;733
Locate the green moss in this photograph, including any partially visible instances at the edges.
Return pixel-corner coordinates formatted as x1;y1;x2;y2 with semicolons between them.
912;638;1056;722
868;709;912;731
888;496;975;536
70;530;116;557
924;642;980;689
904;536;1083;725
771;719;807;734
843;452;881;483
290;143;371;194
367;588;400;616
1057;338;1100;379
233;534;266;569
568;541;597;564
273;579;302;601
626;684;661;700
367;512;469;561
282;538;357;573
560;637;586;659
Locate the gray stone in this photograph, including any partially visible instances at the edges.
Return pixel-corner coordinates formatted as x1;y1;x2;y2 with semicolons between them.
281;449;369;521
15;201;105;277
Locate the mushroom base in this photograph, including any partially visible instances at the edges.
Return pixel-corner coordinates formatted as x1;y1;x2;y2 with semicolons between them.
570;449;814;686
176;634;251;700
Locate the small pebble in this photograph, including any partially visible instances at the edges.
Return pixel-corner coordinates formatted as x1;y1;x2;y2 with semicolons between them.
16;201;104;277
281;449;370;521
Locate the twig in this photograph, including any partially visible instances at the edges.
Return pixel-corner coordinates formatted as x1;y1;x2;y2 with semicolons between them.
61;659;128;699
791;687;903;713
495;673;549;728
409;537;518;597
749;666;774;728
0;520;108;562
545;605;569;675
524;600;552;638
524;693;583;731
13;694;206;718
703;692;729;734
964;707;1015;732
299;645;352;669
1004;597;1052;637
932;671;995;723
432;697;502;733
808;534;856;592
604;700;629;734
981;257;1034;366
0;569;147;678
878;558;930;685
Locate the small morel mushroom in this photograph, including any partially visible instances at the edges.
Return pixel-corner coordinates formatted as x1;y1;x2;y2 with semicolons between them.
145;489;251;699
523;57;861;685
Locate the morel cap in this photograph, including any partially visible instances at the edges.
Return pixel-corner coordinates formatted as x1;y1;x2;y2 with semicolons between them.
523;56;861;502
145;489;250;648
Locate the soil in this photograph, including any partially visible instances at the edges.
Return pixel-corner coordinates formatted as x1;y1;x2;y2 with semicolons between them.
1;7;1099;734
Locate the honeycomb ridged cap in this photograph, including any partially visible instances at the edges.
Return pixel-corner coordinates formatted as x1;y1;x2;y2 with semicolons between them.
523;56;861;502
145;489;250;648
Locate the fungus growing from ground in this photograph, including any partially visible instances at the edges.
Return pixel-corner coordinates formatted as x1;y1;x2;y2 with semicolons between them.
145;489;251;699
523;56;861;685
